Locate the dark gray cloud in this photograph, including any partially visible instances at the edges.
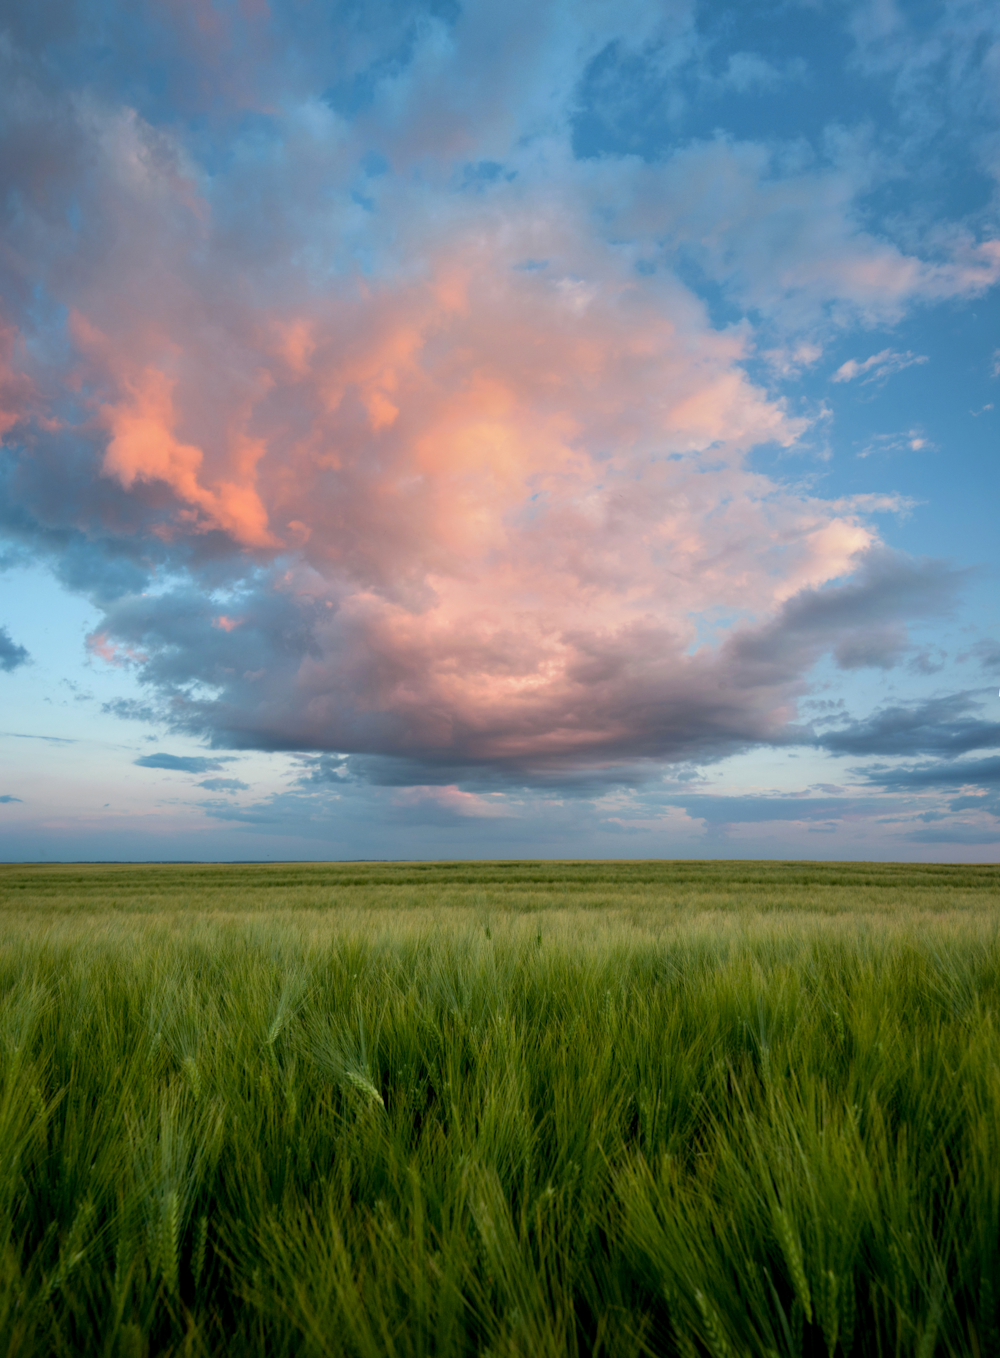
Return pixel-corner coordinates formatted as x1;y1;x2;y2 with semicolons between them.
78;548;960;792
818;691;1000;759
834;626;909;671
862;755;1000;790
0;627;29;672
728;551;965;686
295;752;673;796
101;698;160;723
0;548;28;571
134;752;235;773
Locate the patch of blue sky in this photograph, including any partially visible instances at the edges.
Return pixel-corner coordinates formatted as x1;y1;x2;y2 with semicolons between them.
0;564;150;741
771;293;1000;576
321;3;456;123
668;255;747;330
360;150;390;177
194;111;293;181
572;9;871;163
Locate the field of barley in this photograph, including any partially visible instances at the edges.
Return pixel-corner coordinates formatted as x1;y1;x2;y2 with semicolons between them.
0;859;999;1357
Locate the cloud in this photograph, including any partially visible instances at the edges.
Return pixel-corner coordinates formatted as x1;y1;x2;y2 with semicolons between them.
763;342;824;378
101;698;160;723
961;638;1000;670
0;795;23;804
75;547;955;783
134;753;235;773
902;826;1000;845
197;777;250;791
0;731;75;744
604;137;1000;333
296;750;664;796
389;784;515;821
725;550;963;679
0;0;997;818
0;627;29;672
818;692;1000;759
719;53;805;95
833;625;909;671
862;756;1000;790
857;428;932;458
832;348;928;384
848;0;1000;143
662;793;868;826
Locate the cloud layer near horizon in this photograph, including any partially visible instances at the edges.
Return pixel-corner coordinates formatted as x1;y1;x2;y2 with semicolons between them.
1;0;999;821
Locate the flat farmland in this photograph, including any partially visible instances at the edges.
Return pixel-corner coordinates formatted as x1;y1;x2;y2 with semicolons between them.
0;860;998;1356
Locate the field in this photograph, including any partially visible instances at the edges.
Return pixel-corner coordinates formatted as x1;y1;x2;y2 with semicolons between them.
1;859;999;1357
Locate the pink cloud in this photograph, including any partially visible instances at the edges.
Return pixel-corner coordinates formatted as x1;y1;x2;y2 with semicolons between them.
86;630;147;667
0;322;37;438
0;31;977;775
30;184;893;763
392;785;513;817
99;364;276;548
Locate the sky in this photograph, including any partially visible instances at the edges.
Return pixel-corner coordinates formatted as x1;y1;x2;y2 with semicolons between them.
0;0;998;862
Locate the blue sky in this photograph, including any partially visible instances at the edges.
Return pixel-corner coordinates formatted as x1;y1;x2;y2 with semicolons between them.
0;0;998;861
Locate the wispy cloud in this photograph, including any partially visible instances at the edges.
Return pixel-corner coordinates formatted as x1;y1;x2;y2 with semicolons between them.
135;753;236;774
858;428;933;457
0;732;77;744
832;349;928;385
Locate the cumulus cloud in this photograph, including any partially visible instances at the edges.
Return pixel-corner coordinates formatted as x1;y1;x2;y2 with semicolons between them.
72;546;957;788
197;777;249;791
0;0;997;818
0;627;29;672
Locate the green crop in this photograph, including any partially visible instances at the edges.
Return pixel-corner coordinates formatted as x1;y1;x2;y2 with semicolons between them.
0;859;997;1356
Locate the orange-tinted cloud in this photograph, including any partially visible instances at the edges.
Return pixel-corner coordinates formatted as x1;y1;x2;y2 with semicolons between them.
0;11;980;776
51;197;889;763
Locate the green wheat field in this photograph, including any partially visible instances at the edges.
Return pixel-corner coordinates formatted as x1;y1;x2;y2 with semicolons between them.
1;859;999;1357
